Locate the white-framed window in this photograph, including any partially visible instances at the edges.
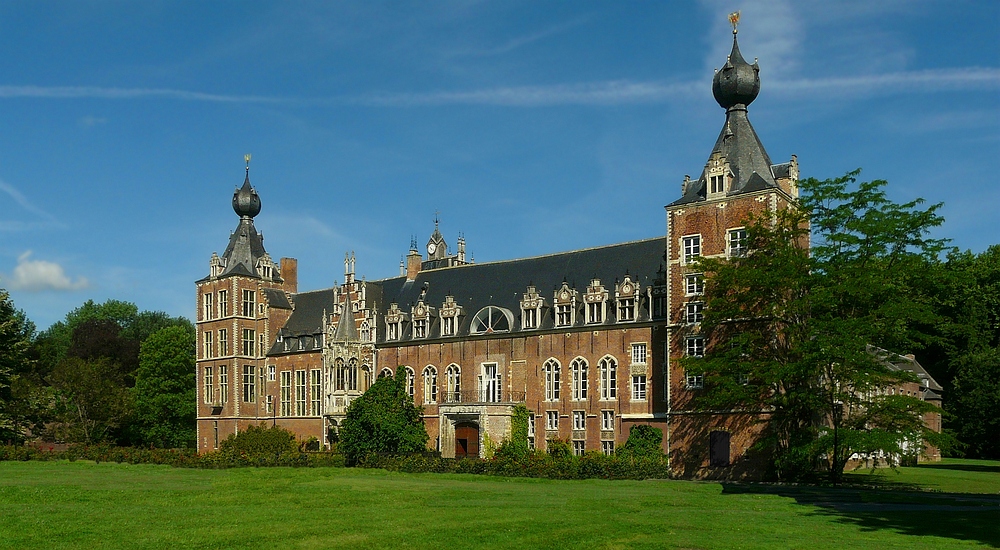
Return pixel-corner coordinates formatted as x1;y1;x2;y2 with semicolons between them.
280;370;291;416
546;410;558;431
471;306;512;334
267;364;275;382
682;235;701;264
632;375;647;401
480;362;501;403
686;370;704;389
445;364;461;403
243;365;256;403
242;289;255;317
203;331;213;359
218;329;228;356
404;367;415;399
522;307;538;329
527;414;535;437
631;343;647;365
572;410;586;430
387;321;401;341
203;366;214;404
587;301;603;324
202;293;213;321
570;358;588;400
218;290;229;317
728;228;748;258
572;440;585;456
710;174;725;195
555;304;572;327
259;333;266;355
242;329;255;357
295;370;307;416
379;367;393;379
310;369;321;415
685;273;704;296
601;410;614;431
360;321;371;342
685;302;704;324
219;365;228;403
413;318;427;339
599;356;617;400
617;298;635;322
442;316;456;337
423;366;438;404
602;440;615;456
543;359;560;401
266;394;274;414
686;336;705;357
347;359;359;391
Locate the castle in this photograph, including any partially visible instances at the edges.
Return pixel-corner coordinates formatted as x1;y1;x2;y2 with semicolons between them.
194;27;941;477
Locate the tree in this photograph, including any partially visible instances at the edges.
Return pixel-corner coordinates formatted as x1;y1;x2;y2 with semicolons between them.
0;289;35;442
339;368;428;465
689;170;950;482
134;326;196;448
48;356;132;444
616;425;665;458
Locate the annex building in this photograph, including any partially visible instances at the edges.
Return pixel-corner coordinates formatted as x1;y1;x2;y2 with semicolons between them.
194;29;942;477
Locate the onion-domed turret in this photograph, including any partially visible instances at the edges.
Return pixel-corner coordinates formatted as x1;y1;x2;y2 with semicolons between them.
232;168;261;219
712;29;760;110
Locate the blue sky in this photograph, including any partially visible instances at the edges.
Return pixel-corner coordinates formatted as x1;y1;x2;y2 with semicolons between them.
1;1;997;330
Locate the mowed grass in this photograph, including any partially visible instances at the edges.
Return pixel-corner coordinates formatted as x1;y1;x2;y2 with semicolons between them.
0;459;997;549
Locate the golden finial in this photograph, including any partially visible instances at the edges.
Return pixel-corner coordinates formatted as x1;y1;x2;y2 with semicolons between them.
729;11;741;34
244;153;252;170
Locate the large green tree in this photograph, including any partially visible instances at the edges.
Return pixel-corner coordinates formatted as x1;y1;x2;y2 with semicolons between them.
339;368;428;465
0;289;35;442
689;170;950;482
134;326;196;448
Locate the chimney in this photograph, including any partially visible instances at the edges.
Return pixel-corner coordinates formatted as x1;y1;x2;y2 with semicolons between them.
406;250;422;280
280;257;298;292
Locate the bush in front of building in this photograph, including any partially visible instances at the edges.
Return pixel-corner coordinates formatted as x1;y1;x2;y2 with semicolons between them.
339;369;429;465
616;425;665;459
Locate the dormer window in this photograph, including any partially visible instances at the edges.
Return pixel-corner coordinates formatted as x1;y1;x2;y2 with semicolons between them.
440;295;463;337
386;303;406;341
553;283;578;328
520;285;544;330
616;276;639;323
413;318;427;339
705;151;731;199
471;306;512;335
209;253;223;278
584;279;608;324
710;174;725;194
411;302;433;339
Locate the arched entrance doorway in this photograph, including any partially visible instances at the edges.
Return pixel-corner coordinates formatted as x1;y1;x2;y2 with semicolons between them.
454;422;480;459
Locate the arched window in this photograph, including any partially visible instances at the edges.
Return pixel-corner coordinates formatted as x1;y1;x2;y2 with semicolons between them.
347;358;359;391
445;364;461;403
361;364;373;391
378;367;393;380
543;359;560;401
470;306;513;334
335;358;346;391
423;366;437;404
360;321;371;342
571;358;588;400
599;356;617;400
404;366;415;399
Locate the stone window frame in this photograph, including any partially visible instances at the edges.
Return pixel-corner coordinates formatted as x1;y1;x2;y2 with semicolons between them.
686;336;705;358
545;410;559;431
202;292;214;321
631;374;647;401
294;370;307;416
570;357;588;401
203;331;213;360
631;342;648;366
681;234;702;265
219;365;229;404
241;289;256;318
553;282;578;328
685;370;705;390
203;366;214;405
572;440;586;456
378;367;394;379
267;364;275;382
601;410;614;431
728;227;748;259
310;369;322;416
706;152;732;199
422;365;438;404
279;370;291;416
599;355;618;401
385;303;407;341
470;306;513;335
218;290;229;317
572;410;586;431
411;301;434;339
404;366;415;399
685;301;704;324
602;440;615;456
440;295;464;337
615;276;639;323
444;364;461;403
584;278;608;325
543;358;561;401
219;329;228;357
684;273;705;296
243;365;256;403
520;285;545;330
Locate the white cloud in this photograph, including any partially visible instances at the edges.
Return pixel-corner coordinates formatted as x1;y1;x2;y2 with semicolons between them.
2;251;89;292
0;85;285;103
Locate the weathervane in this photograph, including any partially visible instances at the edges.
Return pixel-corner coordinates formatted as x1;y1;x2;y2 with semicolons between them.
729;10;741;34
245;153;252;173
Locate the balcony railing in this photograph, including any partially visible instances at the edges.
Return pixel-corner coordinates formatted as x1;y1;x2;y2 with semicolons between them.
439;390;526;404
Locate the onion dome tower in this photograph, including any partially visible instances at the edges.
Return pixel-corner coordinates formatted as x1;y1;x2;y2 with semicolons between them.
215;155;280;280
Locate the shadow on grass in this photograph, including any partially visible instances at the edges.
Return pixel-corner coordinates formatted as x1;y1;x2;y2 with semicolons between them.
721;483;1000;548
913;463;1000;474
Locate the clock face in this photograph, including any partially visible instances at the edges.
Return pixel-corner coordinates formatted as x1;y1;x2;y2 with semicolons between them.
427;242;437;255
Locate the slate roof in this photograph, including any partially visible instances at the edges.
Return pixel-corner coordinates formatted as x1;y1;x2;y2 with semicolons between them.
262;288;292;310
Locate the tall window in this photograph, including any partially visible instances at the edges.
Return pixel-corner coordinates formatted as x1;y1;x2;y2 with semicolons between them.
203;331;213;359
387;321;400;341
686;336;705;357
413;318;427;338
546;410;558;431
685;370;704;389
203;293;213;321
280;371;291;416
481;362;501;403
442;316;456;336
543;359;560;401
601;410;614;431
295;370;307;416
556;304;572;327
219;365;228;403
360;321;371;342
617;298;635;321
404;367;415;399
572;440;585;456
242;329;255;357
587;301;603;324
632;375;647;401
335;358;345;391
423;366;438;404
445;364;461;402
685;302;704;324
266;395;274;414
218;290;229;317
268;364;275;382
570;358;588;400
685;273;704;296
204;366;214;404
572;410;586;430
652;296;667;319
522;307;538;329
710;174;725;194
347;358;359;391
243;365;255;403
682;235;701;264
728;228;748;258
602;441;615;456
219;329;228;356
631;343;647;365
599;356;617;400
242;289;255;317
310;369;321;415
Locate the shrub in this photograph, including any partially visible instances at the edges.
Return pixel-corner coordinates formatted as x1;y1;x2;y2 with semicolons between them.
616;425;664;458
218;424;299;458
339;368;428;465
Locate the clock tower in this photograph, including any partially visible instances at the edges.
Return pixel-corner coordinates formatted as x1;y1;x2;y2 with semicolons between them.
426;215;447;261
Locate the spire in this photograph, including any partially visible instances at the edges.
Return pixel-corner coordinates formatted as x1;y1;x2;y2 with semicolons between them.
232;154;261;219
712;12;760;110
333;290;359;341
218;157;274;279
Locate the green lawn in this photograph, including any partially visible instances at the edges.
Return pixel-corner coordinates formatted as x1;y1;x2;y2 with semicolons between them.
0;459;997;549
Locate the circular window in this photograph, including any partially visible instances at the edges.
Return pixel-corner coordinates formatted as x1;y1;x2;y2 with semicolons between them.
471;306;513;334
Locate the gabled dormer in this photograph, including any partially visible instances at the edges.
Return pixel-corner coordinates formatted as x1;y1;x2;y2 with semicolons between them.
615;275;640;323
440;295;464;337
520;285;546;330
705;151;733;200
553;281;579;328
385;303;409;341
584;278;609;324
410;300;436;339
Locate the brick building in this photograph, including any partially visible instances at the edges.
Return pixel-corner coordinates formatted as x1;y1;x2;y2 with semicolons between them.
195;28;942;477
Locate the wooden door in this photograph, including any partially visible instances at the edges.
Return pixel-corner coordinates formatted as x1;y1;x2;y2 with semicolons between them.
710;430;730;467
454;422;480;458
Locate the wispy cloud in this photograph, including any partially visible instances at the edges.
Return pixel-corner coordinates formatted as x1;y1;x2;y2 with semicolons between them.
1;251;89;292
448;16;590;57
0;178;63;232
0;85;285;103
